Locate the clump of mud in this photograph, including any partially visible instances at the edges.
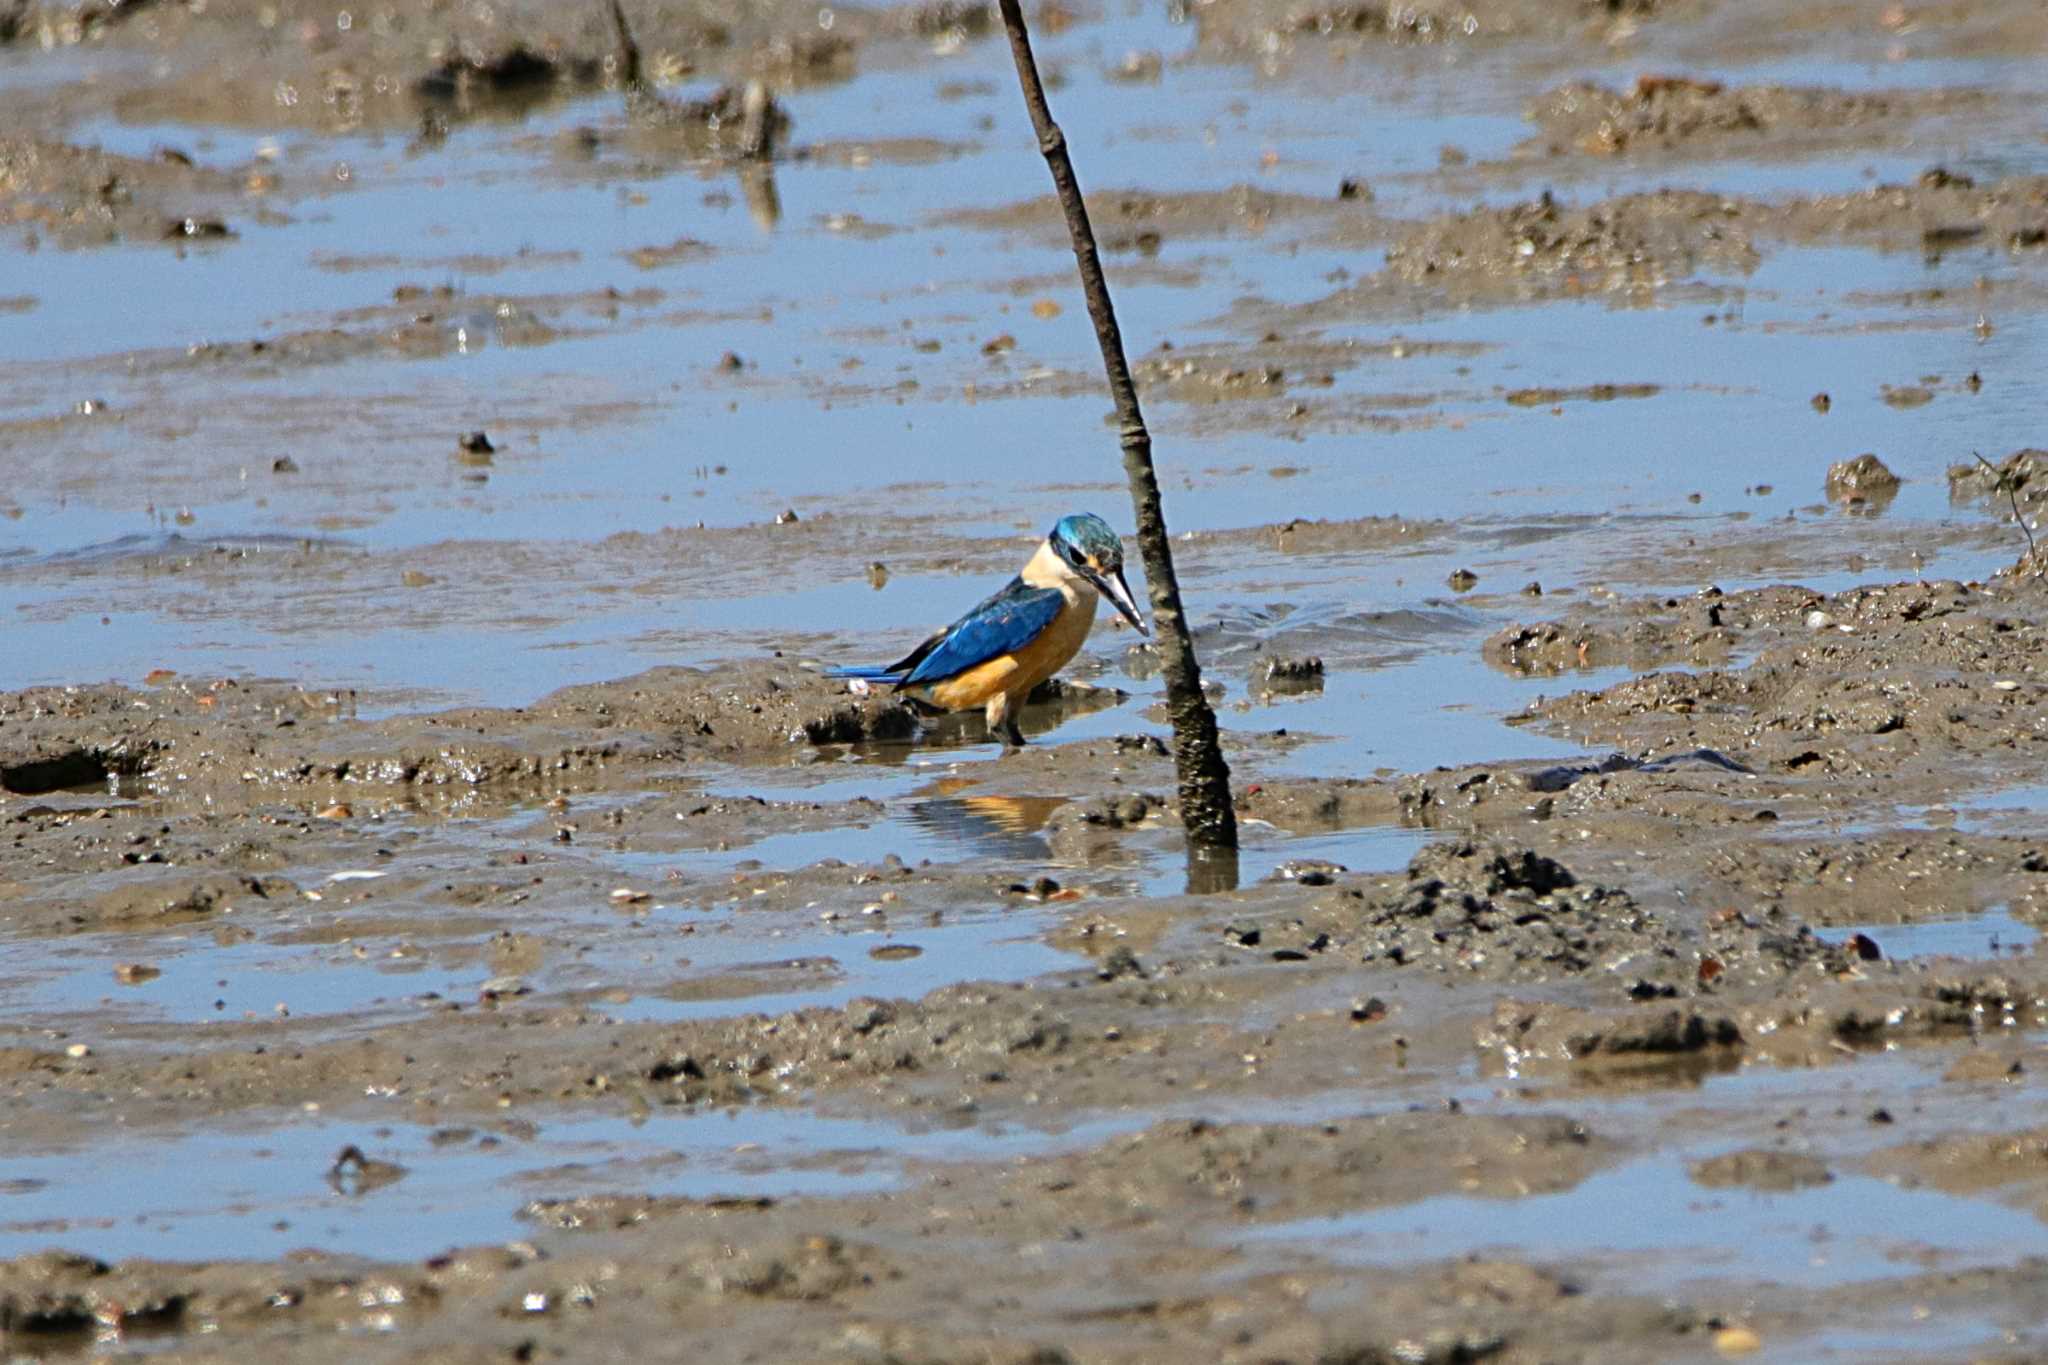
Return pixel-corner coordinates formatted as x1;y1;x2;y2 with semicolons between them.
1323;839;1861;992
0;662;915;805
1379;189;1757;302
1191;0;1692;59
0;137;254;248
1826;452;1902;509
1525;78;1983;158
1950;447;2048;521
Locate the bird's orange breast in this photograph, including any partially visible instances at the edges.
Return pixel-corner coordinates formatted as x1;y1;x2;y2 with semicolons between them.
917;591;1097;712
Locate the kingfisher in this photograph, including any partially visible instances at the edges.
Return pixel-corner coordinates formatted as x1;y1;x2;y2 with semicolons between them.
826;513;1148;746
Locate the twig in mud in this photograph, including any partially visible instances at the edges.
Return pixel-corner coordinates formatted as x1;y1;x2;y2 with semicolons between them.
1974;451;2038;558
606;0;644;92
994;0;1237;859
605;1;778;160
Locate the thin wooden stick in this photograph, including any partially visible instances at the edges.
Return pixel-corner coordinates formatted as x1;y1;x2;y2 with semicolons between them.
1974;451;2038;558
995;0;1237;854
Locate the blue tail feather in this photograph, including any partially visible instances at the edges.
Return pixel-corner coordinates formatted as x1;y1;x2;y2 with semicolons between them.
824;665;905;683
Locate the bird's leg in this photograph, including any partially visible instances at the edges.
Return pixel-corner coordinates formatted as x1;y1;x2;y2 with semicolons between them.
987;695;1028;750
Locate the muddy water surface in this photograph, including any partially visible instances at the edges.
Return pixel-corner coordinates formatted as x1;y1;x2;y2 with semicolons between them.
4;0;2048;1358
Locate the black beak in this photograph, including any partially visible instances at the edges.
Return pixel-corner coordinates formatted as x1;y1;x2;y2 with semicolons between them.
1095;565;1149;636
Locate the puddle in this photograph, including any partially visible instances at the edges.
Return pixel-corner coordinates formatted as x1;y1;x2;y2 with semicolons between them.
1246;1151;2048;1294
0;931;477;1030
0;778;1432;1036
1926;783;2048;838
605;908;1080;1024
1257;1049;2048;1299
0;1105;1129;1264
1822;906;2037;962
5;0;2048;1346
606;791;1429;896
0;1074;1516;1266
1781;1319;2022;1364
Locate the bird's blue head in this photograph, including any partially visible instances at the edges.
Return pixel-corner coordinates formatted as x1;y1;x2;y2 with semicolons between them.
1049;513;1148;636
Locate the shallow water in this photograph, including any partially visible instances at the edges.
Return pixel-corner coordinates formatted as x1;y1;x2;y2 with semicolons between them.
0;773;1434;1037
1250;1153;2048;1290
5;0;2048;1345
0;1105;1098;1263
1824;905;2038;962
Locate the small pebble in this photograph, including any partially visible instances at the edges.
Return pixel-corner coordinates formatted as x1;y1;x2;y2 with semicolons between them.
1713;1326;1762;1357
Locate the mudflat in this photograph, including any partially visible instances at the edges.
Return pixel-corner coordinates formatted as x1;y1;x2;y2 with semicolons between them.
3;0;2048;1359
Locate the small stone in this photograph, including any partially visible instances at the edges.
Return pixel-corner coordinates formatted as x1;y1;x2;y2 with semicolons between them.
65;1043;91;1058
164;217;232;240
1825;453;1900;503
1110;49;1161;82
115;963;161;985
1714;1326;1762;1356
1447;568;1478;592
1811;392;1831;412
457;430;494;455
1097;946;1146;981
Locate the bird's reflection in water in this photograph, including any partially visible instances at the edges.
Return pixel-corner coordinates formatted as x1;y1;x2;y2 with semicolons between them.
904;795;1241;894
830;680;1131;767
903;795;1069;864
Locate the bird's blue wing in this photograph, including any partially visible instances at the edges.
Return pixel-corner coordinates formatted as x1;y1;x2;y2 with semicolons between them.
822;664;908;682
902;579;1066;686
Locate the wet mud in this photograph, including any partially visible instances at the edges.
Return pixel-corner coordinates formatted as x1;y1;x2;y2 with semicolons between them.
6;0;2048;1357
